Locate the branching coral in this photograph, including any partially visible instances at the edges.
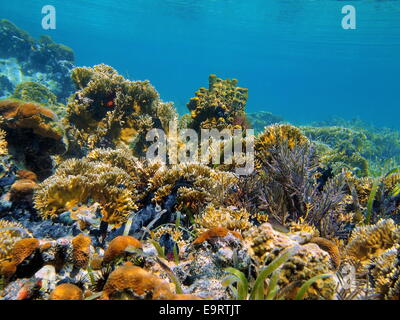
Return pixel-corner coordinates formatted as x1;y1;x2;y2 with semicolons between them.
186;74;249;131
256;142;346;237
34;157;138;225
0;99;66;179
194;205;251;233
255;124;309;168
64;64;176;156
147;163;238;215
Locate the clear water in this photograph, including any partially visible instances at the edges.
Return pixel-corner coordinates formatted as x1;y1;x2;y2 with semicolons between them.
2;0;400;128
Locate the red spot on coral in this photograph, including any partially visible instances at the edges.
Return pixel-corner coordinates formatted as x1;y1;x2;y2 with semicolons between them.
106;100;114;108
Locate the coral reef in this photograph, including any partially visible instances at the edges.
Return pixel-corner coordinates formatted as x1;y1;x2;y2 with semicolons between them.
244;223;337;299
64;64;176;156
186;74;249;131
0;20;74;101
34;157;137;225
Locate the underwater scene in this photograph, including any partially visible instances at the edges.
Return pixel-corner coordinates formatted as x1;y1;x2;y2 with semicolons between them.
0;0;400;301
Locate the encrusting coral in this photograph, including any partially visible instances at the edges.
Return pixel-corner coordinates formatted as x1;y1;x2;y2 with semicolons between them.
101;263;174;300
103;236;142;265
49;283;83;300
192;227;243;245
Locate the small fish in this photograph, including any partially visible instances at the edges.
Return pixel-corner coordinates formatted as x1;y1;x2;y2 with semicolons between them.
106;100;114;108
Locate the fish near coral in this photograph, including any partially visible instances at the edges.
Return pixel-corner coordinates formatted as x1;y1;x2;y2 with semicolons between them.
72;233;91;269
192;227;243;245
103;235;142;265
101;264;173;300
49;283;83;300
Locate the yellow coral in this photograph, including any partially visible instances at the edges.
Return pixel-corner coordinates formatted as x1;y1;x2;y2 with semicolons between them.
148;163;238;215
186;74;249;131
345;219;399;264
255;124;309;167
0;129;7;155
244;223;336;299
194;205;251;233
34;158;137;225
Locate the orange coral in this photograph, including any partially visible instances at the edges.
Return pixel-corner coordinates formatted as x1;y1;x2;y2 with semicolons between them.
103;236;142;264
192;227;243;245
0;260;17;281
310;237;341;269
11;238;39;265
72;233;92;269
9;179;38;201
16;170;37;182
49;283;83;300
0;99;61;140
101;264;173;300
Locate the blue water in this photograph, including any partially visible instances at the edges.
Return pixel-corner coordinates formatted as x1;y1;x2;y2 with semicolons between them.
1;0;400;128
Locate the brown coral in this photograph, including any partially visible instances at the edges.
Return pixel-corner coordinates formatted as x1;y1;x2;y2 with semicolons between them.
72;233;91;269
101;264;173;300
11;238;39;265
49;283;83;300
310;237;341;269
9;179;38;201
103;236;142;264
0;99;66;179
193;227;243;245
